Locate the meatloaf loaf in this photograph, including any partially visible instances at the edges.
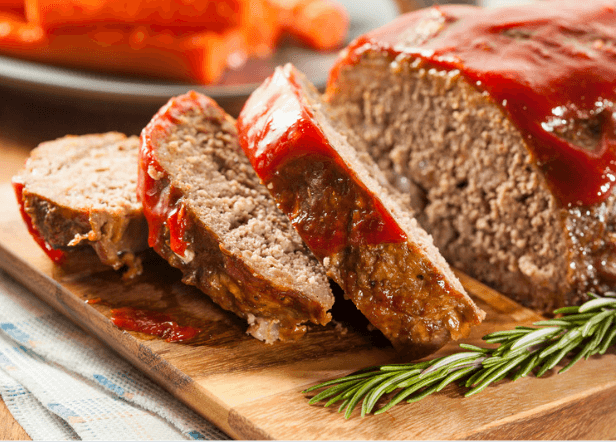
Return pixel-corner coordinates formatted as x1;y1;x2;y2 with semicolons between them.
325;0;616;313
138;91;334;343
237;64;484;357
12;132;148;277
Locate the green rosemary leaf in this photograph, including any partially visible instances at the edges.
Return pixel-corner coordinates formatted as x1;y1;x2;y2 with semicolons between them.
397;368;448;389
379;361;432;372
599;326;616;354
592;316;613;348
578;298;616;312
464;367;487;388
511;353;540;381
482;336;513;344
558;339;594;375
341;382;369;400
511;327;561;351
385;374;421;394
581;335;601;360
483;329;528;339
581;310;614;336
324;387;359;407
338;398;350;413
304;371;380;393
533;319;572;327
420;352;484;376
553;328;582;351
363;369;425;415
406;382;441;403
553;306;580;315
555;312;596;322
380;371;445;411
466;353;529;396
501;344;534;360
466;361;505;388
374;380;430;415
435;366;478;392
347;374;395;419
480;356;507;367
537;336;584;376
458;344;491;353
325;392;346;408
491;370;511;384
308;379;360;405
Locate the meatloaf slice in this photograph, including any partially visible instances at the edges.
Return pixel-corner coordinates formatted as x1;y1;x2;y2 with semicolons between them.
325;1;616;313
12;132;147;277
237;64;485;357
138;91;333;343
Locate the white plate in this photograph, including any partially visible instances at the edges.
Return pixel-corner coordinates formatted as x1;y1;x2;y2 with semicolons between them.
0;0;399;106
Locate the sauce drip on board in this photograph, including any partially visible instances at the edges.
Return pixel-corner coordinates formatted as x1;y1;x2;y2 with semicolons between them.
328;1;616;207
111;306;201;342
238;64;407;254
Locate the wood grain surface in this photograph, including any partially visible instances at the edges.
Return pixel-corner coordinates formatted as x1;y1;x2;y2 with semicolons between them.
2;178;616;439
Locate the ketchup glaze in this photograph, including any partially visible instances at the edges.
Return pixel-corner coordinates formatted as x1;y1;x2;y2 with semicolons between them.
237;64;408;254
138;92;210;258
12;179;66;263
328;1;616;207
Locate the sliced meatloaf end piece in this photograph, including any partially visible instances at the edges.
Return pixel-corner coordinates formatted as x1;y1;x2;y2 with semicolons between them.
237;64;485;357
325;1;616;313
12;132;147;278
138;91;333;343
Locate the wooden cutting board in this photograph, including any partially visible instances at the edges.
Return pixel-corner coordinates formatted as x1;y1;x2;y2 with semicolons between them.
1;182;616;440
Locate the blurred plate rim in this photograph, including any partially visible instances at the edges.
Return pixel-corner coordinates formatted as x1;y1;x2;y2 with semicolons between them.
0;0;400;106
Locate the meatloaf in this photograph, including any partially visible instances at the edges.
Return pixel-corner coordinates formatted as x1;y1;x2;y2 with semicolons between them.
12;132;148;277
325;1;616;313
237;64;484;357
138;91;333;343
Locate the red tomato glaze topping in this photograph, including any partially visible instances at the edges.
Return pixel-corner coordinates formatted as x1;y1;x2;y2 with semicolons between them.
138;92;208;257
238;64;407;254
328;1;616;207
12;179;66;264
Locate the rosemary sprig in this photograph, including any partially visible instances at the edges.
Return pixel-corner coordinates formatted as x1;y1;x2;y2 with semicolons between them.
304;294;616;418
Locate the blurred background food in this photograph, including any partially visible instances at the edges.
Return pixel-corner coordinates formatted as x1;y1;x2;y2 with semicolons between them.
0;0;350;84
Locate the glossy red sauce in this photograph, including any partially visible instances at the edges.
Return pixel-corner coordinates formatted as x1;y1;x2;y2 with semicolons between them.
138;92;211;257
167;203;189;257
12;179;66;264
328;1;616;207
237;64;407;253
111;307;201;342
